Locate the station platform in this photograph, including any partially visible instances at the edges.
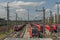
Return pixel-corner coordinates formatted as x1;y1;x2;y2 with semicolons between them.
23;24;30;38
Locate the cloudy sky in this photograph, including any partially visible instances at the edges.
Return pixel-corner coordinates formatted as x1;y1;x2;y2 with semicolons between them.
0;0;60;20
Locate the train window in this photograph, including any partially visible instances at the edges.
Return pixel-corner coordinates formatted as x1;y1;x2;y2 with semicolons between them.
32;28;38;34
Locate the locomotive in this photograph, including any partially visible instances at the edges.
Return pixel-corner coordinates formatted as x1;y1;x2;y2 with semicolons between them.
14;25;22;31
14;24;26;31
30;26;39;38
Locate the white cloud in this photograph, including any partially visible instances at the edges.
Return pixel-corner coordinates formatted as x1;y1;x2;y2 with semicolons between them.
16;9;27;15
35;15;39;17
39;1;46;5
0;9;7;18
54;4;60;8
16;9;28;18
0;1;46;8
9;1;46;7
53;4;60;10
16;9;26;12
0;2;7;7
46;9;50;12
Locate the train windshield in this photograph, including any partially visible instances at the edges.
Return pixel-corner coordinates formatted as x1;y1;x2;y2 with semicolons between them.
32;28;38;34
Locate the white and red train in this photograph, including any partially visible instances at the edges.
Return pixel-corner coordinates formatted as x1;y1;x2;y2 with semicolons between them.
30;23;60;38
13;24;26;31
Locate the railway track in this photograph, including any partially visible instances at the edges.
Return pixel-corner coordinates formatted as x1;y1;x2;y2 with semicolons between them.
1;24;26;40
16;25;26;38
7;31;20;38
0;31;16;40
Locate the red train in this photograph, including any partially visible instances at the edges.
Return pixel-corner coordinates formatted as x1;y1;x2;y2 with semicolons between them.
29;26;39;38
30;23;60;38
14;25;21;31
32;23;41;32
32;23;58;33
14;24;26;31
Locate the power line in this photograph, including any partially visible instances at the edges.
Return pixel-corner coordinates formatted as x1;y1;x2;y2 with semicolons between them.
35;7;45;24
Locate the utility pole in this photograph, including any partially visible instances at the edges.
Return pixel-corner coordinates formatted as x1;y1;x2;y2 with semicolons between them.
15;13;18;25
7;2;9;31
35;7;45;38
7;2;9;23
21;17;22;24
28;9;29;21
50;11;53;24
42;7;45;38
43;7;45;24
21;17;22;21
56;2;60;40
56;2;59;24
48;17;49;24
7;2;9;22
36;7;45;24
55;14;56;23
53;13;56;24
0;2;10;32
